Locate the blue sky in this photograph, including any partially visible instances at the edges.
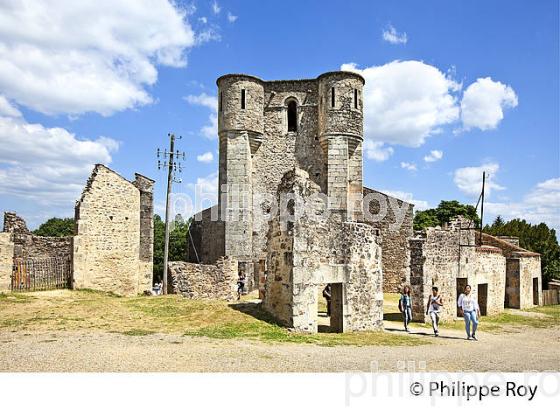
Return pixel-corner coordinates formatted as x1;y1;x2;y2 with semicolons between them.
0;0;558;232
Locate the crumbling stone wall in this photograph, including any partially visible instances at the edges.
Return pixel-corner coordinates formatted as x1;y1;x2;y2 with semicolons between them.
0;233;14;291
363;187;413;292
187;206;225;263
410;217;542;322
167;257;238;301
3;212;71;259
73;165;153;296
263;169;383;333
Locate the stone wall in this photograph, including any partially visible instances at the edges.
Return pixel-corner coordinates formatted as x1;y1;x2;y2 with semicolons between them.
73;165;153;296
167;257;238;301
0;233;14;291
472;248;506;316
187;206;225;264
410;217;541;322
363;187;414;292
263;169;383;333
3;212;72;259
518;256;541;309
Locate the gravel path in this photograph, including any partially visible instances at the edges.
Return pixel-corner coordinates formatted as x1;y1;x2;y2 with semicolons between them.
1;324;559;372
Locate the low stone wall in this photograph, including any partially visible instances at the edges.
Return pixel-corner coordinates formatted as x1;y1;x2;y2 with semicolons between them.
0;233;14;291
167;257;238;301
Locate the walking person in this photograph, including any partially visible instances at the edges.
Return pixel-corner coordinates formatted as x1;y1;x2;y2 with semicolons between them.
237;271;246;300
426;286;443;337
457;285;480;340
398;285;413;332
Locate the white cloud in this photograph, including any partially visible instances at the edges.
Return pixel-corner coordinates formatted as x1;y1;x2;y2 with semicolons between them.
197;151;214;163
185;93;218;139
199;16;208;24
227;12;238;23
382;24;408;45
342;61;460;149
212;1;221;14
363;140;394;161
0;1;197;116
0;95;21;118
486;177;560;232
400;161;417;171
460;77;518;131
453;162;505;197
382;190;429;211
196;27;222;44
0;114;118;206
424;149;443;162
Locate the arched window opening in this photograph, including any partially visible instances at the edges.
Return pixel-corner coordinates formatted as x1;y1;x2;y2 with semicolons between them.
287;100;298;132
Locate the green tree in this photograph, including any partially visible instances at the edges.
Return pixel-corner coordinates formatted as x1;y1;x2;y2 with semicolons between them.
413;200;480;231
153;214;191;282
484;217;560;285
33;217;75;237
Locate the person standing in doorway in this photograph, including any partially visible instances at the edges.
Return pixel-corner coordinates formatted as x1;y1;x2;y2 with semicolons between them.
458;285;480;340
322;284;332;316
426;286;443;336
237;271;246;301
399;285;413;332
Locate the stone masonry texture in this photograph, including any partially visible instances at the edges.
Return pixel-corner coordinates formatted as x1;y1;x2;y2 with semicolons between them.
73;165;153;296
262;169;383;332
187;72;413;324
409;216;542;323
167;257;238;301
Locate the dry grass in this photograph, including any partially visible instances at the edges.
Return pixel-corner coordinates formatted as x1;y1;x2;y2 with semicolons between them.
0;290;428;347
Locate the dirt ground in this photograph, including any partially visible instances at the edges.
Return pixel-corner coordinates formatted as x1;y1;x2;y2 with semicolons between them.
1;290;559;372
1;324;559;372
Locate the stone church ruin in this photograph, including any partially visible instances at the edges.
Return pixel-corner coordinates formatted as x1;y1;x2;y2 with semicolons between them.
0;70;543;335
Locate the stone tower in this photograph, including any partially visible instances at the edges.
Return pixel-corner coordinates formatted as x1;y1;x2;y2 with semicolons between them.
317;72;364;221
215;71;365;263
217;74;265;259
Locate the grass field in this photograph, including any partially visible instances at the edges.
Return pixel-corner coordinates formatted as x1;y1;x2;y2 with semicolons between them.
0;290;428;347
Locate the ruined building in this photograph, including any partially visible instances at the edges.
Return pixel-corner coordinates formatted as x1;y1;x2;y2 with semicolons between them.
410;216;542;322
0;164;154;296
186;71;413;331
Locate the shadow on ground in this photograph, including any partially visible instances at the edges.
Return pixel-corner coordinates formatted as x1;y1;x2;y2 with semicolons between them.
229;301;337;333
384;327;466;340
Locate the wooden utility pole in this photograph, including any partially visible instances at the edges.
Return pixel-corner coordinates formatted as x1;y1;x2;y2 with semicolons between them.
157;133;184;295
480;171;486;236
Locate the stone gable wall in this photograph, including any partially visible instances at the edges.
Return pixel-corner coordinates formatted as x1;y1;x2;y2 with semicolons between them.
0;233;14;291
73;165;152;296
167;257;238;301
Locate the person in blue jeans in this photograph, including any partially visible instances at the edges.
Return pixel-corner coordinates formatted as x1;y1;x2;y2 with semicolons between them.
457;285;481;340
399;285;413;332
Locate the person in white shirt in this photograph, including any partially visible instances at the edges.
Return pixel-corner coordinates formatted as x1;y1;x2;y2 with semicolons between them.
426;286;443;336
457;285;480;340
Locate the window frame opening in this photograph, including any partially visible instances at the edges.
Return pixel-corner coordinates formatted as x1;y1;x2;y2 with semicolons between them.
241;89;246;109
287;99;298;132
331;87;335;108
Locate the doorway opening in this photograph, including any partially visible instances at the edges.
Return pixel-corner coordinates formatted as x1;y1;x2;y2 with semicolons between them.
456;278;468;317
477;283;488;316
317;283;343;333
533;277;539;305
